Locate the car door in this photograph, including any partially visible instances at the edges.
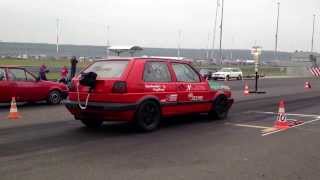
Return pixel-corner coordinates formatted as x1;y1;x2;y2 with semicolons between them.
25;70;48;101
0;68;15;102
171;63;211;114
232;68;239;78
7;68;41;102
143;61;178;116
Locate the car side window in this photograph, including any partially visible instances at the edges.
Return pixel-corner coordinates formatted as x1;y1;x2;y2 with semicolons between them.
143;62;171;82
0;68;6;81
8;69;27;81
26;71;36;81
172;63;200;82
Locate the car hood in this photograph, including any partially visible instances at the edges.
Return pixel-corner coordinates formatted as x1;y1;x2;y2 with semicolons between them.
213;71;226;75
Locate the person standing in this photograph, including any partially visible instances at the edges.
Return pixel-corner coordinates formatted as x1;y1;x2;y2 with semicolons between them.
59;65;69;84
70;56;78;79
39;64;49;81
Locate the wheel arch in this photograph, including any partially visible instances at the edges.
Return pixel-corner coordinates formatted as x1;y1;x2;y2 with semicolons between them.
136;95;161;109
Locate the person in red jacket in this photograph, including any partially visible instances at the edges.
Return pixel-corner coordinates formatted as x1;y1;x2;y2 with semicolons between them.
59;66;69;84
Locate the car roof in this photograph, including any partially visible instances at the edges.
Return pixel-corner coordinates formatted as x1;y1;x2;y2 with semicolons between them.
221;67;240;69
0;65;24;68
96;57;192;64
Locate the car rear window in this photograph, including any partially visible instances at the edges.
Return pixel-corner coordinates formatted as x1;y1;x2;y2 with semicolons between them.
83;61;129;78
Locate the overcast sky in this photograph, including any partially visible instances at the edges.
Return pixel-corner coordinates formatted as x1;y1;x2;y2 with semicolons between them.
0;0;319;52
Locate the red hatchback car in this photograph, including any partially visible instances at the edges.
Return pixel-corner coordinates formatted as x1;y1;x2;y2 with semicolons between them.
65;57;233;131
0;66;68;104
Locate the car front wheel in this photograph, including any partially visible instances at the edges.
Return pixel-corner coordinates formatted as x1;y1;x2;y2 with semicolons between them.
135;101;161;132
47;90;62;105
209;96;230;120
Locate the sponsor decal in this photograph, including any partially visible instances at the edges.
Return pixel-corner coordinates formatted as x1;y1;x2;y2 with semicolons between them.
188;93;204;101
145;84;166;92
187;84;192;91
166;94;178;102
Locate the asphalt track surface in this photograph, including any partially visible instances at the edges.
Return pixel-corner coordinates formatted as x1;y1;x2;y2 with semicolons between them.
0;77;320;180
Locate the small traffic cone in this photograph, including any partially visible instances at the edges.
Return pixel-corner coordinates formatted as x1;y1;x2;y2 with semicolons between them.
274;100;289;129
243;83;250;96
304;82;311;89
8;97;21;120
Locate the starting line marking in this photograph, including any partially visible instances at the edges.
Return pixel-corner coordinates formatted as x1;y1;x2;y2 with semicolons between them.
226;123;270;129
262;118;320;136
247;111;320;118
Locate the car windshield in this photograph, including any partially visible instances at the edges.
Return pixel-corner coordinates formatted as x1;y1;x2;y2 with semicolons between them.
83;60;129;78
220;68;232;72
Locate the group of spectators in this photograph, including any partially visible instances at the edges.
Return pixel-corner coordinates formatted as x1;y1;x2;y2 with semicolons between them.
39;56;78;84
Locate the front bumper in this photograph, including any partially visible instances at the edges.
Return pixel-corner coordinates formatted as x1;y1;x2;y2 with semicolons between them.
212;75;226;79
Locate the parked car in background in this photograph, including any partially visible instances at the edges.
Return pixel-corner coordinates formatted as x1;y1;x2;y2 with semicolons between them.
212;67;243;81
0;66;68;104
199;68;217;80
65;57;234;132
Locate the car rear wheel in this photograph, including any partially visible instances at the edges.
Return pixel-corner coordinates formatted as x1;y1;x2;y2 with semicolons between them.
209;96;229;120
237;75;242;80
226;75;230;81
47;90;62;105
135;101;161;132
80;119;103;129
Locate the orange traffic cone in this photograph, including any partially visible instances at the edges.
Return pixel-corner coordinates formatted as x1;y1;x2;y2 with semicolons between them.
243;83;250;96
274;100;289;129
8;97;21;120
304;82;311;89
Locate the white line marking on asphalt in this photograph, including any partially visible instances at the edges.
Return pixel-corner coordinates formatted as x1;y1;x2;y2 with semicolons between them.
262;118;320;136
228;123;270;129
248;111;320;118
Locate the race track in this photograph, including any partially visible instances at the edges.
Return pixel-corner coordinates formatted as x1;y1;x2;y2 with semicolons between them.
0;77;320;180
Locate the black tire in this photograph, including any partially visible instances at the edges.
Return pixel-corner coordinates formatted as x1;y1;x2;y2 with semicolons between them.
47;90;62;105
135;100;161;132
237;75;242;80
209;96;230;120
80;119;103;129
226;75;230;81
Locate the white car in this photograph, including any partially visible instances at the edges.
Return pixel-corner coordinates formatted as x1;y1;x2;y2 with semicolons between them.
212;68;243;81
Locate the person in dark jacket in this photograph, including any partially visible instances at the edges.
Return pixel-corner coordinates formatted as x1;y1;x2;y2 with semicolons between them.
70;56;78;78
39;64;49;81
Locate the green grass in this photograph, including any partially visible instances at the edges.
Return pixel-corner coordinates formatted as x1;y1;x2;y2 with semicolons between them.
0;58;90;68
47;72;60;80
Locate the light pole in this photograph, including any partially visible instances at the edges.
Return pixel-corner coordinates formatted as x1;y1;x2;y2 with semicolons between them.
177;30;182;58
274;2;280;60
206;32;210;59
56;18;60;59
211;0;220;61
106;25;110;58
311;14;315;53
219;0;224;65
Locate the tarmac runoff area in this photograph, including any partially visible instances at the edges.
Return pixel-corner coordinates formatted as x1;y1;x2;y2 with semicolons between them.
0;77;320;180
